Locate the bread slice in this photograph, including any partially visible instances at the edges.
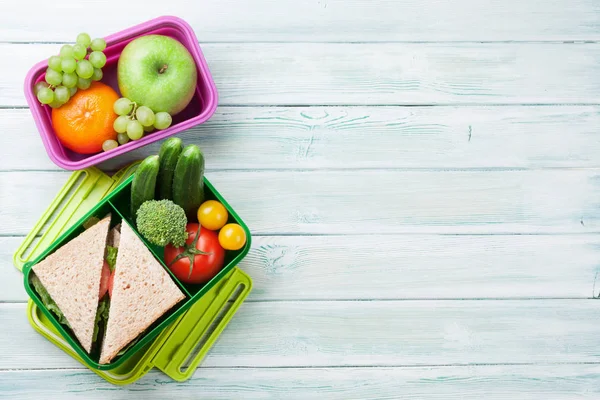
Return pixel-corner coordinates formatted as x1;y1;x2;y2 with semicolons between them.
31;214;111;353
99;221;186;364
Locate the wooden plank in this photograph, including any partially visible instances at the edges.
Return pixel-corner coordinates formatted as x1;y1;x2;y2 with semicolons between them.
0;237;27;302
1;365;599;399
241;235;599;300
4;106;600;171
2;234;598;303
2;169;600;236
1;0;599;42
7;43;600;107
2;300;600;369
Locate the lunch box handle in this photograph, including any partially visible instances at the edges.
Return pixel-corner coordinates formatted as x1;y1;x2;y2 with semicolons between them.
152;268;253;381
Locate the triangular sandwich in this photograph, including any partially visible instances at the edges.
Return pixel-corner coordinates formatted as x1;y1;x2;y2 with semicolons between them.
31;214;111;353
99;221;186;364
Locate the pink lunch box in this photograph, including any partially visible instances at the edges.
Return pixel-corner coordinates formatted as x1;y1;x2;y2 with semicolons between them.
23;15;218;170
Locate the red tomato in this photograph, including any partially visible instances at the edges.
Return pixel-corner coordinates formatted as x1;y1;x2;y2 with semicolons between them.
164;223;225;284
99;260;110;300
107;269;115;298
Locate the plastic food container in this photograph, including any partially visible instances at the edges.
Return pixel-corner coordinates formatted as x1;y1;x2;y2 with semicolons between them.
21;169;251;371
23;16;218;171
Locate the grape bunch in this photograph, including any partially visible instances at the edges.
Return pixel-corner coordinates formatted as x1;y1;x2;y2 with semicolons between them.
34;33;108;109
102;97;173;151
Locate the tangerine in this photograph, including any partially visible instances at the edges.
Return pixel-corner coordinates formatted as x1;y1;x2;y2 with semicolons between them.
52;81;120;154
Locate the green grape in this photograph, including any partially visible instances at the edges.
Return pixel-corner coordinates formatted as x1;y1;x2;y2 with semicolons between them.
69;86;78;96
135;106;155;127
37;87;54;104
113;115;130;133
89;51;106;69
113;98;133;116
48;99;64;109
62;72;78;88
54;86;70;104
59;45;74;59
77;77;92;90
48;56;62;72
117;132;130;145
45;68;62;86
91;68;103;81
90;38;106;52
102;139;119;152
61;57;77;74
76;32;91;47
144;125;155;133
73;44;87;60
34;81;49;96
126;120;144;140
153;112;172;130
76;60;94;79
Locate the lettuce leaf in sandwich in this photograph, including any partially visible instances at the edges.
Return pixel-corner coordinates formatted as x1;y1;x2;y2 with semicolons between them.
106;245;118;271
31;274;70;327
93;297;110;342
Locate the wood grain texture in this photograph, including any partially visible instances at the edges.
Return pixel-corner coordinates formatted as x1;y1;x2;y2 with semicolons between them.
1;365;600;399
4;106;600;171
241;235;600;300
0;237;27;302
2;300;600;369
6;43;600;107
2;234;599;303
3;0;600;397
1;0;600;42
2;169;600;236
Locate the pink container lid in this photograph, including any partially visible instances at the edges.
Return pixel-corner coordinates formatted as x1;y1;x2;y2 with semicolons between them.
23;15;218;171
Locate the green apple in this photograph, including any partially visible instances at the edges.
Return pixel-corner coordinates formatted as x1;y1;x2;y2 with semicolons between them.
117;35;197;115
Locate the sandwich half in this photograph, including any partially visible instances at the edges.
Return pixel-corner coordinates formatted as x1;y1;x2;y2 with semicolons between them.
99;221;186;364
30;214;112;353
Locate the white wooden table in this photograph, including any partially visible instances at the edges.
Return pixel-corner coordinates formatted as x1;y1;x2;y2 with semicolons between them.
2;1;600;398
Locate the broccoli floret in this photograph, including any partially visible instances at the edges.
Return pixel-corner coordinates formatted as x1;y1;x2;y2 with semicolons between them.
136;199;188;247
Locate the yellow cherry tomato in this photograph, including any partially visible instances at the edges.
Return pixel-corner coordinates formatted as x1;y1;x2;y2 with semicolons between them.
197;200;228;231
218;223;247;251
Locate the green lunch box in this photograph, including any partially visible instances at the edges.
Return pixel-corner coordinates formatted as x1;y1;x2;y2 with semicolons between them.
13;162;252;384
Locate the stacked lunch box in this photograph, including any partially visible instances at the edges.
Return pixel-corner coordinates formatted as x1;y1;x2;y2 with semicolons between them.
13;16;252;384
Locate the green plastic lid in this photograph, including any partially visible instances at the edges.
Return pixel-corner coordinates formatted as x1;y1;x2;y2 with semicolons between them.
13;166;116;271
14;163;253;385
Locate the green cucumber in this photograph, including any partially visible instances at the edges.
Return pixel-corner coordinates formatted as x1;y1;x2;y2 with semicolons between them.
172;144;205;219
157;137;184;200
131;155;160;219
